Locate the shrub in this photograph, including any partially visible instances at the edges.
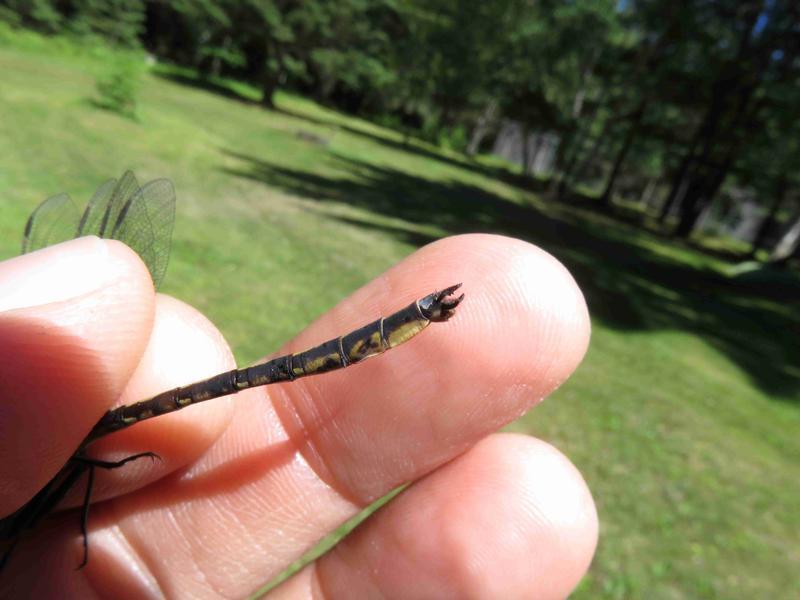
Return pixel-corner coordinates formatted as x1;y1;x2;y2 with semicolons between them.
95;56;142;119
438;125;468;153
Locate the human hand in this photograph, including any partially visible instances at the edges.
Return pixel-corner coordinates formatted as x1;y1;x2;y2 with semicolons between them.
0;234;596;598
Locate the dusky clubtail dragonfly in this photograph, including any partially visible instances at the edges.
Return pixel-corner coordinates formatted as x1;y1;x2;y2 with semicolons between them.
0;171;463;573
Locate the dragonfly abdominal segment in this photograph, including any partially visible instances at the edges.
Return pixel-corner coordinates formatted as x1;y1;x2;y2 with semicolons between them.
85;283;464;444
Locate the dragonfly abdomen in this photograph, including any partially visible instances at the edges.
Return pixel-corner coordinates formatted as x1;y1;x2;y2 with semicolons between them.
85;284;463;445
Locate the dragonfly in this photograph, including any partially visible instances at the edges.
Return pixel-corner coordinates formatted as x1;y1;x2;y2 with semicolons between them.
0;171;463;573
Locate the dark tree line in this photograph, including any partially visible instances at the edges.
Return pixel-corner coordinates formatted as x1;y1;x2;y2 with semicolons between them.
2;0;800;259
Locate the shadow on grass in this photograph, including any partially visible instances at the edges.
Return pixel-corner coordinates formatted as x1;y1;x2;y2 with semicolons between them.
153;69;260;107
219;148;800;401
155;67;559;196
276;106;558;200
558;187;769;263
86;98;140;122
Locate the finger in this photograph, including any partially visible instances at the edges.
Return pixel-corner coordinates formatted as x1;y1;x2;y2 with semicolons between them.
0;238;155;515
275;434;598;600
75;233;590;597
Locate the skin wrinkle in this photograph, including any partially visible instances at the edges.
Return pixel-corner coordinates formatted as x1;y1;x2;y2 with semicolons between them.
201;409;353;583
176;500;220;594
268;379;350;504
86;515;162;600
147;365;350;585
203;496;271;595
79;296;238;507
89;524;164;600
271;369;370;506
209;497;268;593
160;502;211;598
98;503;165;597
112;523;165;600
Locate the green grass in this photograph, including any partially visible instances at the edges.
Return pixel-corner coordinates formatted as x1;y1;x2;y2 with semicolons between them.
1;29;799;599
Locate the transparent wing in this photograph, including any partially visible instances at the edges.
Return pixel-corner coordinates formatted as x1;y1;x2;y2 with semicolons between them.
111;178;176;289
21;193;81;254
21;171;176;290
76;178;117;236
78;171;139;237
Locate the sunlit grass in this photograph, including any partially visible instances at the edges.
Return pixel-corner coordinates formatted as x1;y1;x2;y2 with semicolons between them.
1;30;798;599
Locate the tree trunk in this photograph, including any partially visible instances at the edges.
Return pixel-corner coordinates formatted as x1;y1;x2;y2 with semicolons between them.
549;127;575;192
527;133;544;176
521;124;532;176
466;101;498;156
673;125;742;239
600;102;645;207
770;212;800;264
671;6;764;238
659;118;706;224
558;100;607;192
673;165;726;238
750;175;788;257
659;175;690;223
261;74;277;108
571;50;598;119
550;99;605;199
672;180;708;237
259;39;286;109
640;177;658;209
572;122;609;187
556;137;582;199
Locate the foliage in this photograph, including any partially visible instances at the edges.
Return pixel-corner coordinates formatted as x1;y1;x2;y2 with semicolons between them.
94;54;143;118
0;0;62;32
68;0;145;47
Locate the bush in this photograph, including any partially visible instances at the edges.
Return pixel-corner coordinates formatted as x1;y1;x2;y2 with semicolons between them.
438;125;468;153
95;57;142;118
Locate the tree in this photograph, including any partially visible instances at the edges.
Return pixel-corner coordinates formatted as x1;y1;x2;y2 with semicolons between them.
666;1;800;238
70;0;146;47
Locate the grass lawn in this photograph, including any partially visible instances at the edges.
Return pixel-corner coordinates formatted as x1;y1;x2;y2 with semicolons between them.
1;29;799;598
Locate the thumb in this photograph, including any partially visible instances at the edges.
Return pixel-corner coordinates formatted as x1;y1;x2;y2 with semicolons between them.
0;237;155;516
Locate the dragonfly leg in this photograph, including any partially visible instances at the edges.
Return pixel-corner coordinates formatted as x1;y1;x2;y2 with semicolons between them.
76;464;96;570
71;451;161;470
69;451;160;570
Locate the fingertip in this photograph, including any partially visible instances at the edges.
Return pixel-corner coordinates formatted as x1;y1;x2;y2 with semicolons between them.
421;233;591;393
406;432;598;599
314;433;598;599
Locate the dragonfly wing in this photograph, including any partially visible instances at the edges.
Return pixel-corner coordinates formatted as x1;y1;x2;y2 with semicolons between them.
78;171;139;237
77;178;116;236
21;171;175;290
21;193;81;254
111;178;176;289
